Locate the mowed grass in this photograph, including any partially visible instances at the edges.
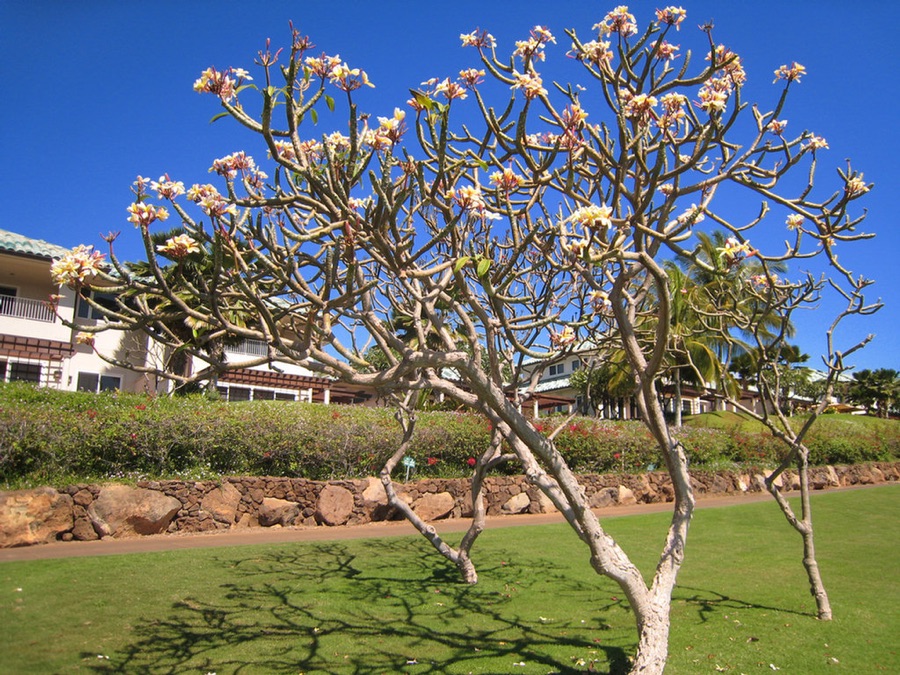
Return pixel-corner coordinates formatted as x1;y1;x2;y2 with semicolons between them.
1;487;897;674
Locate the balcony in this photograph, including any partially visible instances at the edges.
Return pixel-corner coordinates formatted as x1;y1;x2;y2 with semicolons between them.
226;339;268;357
0;295;56;323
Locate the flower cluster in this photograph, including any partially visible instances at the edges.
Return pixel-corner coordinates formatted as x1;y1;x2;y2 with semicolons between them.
511;71;547;100
572;39;613;68
458;68;485;88
568;204;613;231
657;92;687;130
774;62;806;83
349;196;373;211
550;326;576;347
697;77;731;114
619;90;657;124
151;175;186;200
449;184;499;220
328;62;374;91
272;140;298;162
211;151;258;179
513;26;556;62
127;202;169;229
156;234;201;259
658;183;675;197
75;331;96;347
595;6;638;37
655;41;680;63
434;77;469;101
364;108;406;150
272;139;325;164
193;67;250;103
589;290;612;313
305;53;342;78
717;236;754;265
804;135;828;151
697;45;746;115
767;119;788;135
845;175;869;197
187;183;238;218
655;6;687;29
460;29;496;49
785;214;804;230
709;45;746;86
490;167;524;192
50;245;105;287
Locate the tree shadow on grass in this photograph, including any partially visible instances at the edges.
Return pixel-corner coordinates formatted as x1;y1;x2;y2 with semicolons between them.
675;585;814;624
81;539;632;674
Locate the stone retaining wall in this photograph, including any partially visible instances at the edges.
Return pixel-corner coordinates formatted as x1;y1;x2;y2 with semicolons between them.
2;462;898;548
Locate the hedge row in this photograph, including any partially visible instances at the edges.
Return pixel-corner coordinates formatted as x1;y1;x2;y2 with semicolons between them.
1;382;897;489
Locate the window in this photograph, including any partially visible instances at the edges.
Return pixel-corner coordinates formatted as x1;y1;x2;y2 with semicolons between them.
9;362;41;383
227;386;251;401
0;361;6;380
548;363;565;377
217;384;298;402
571;360;581;371
76;372;121;392
77;289;118;320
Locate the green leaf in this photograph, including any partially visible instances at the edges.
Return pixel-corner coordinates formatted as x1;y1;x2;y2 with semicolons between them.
325;94;335;112
476;258;491;277
409;89;435;111
474;158;489;171
454;256;471;273
209;112;229;124
310;108;318;125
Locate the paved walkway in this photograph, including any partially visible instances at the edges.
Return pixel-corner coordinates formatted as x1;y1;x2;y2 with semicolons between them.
0;484;888;563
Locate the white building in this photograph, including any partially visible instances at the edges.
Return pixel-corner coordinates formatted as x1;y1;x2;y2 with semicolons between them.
0;228;372;404
0;228;157;393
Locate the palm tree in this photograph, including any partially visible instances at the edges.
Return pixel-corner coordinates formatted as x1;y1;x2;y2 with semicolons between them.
847;369;899;418
662;262;733;426
671;230;794;418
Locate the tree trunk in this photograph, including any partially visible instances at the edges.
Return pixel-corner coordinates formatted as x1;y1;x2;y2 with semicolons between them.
765;448;832;620
630;598;672;674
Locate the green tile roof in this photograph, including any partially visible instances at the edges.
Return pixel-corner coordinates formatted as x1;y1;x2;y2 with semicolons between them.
0;228;71;260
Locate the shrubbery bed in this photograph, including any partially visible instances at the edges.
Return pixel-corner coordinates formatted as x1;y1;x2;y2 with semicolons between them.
1;382;896;489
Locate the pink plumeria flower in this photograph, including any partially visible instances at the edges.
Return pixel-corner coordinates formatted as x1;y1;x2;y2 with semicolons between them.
774;62;806;83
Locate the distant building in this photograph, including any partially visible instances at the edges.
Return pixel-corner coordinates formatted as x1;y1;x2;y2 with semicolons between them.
0;228;372;404
521;349;767;419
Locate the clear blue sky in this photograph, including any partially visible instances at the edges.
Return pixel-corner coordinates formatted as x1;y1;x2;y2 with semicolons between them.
1;1;896;371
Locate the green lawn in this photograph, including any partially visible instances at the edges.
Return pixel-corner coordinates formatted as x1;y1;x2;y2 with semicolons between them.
1;486;897;674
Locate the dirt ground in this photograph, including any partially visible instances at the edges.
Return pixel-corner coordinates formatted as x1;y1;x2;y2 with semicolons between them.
0;485;887;563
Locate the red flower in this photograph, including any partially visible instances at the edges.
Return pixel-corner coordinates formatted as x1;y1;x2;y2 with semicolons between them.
135;404;146;411
614;453;621;459
467;457;476;467
427;457;438;466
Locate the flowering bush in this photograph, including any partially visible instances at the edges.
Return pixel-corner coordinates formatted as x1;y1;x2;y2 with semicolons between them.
1;382;896;490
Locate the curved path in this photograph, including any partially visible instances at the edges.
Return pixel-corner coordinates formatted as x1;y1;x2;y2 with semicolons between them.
0;484;889;563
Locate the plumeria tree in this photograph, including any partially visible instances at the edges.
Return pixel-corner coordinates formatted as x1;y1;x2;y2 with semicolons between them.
52;7;878;672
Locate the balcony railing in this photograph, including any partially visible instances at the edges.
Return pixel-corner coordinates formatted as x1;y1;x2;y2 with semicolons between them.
0;295;56;323
226;338;268;357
